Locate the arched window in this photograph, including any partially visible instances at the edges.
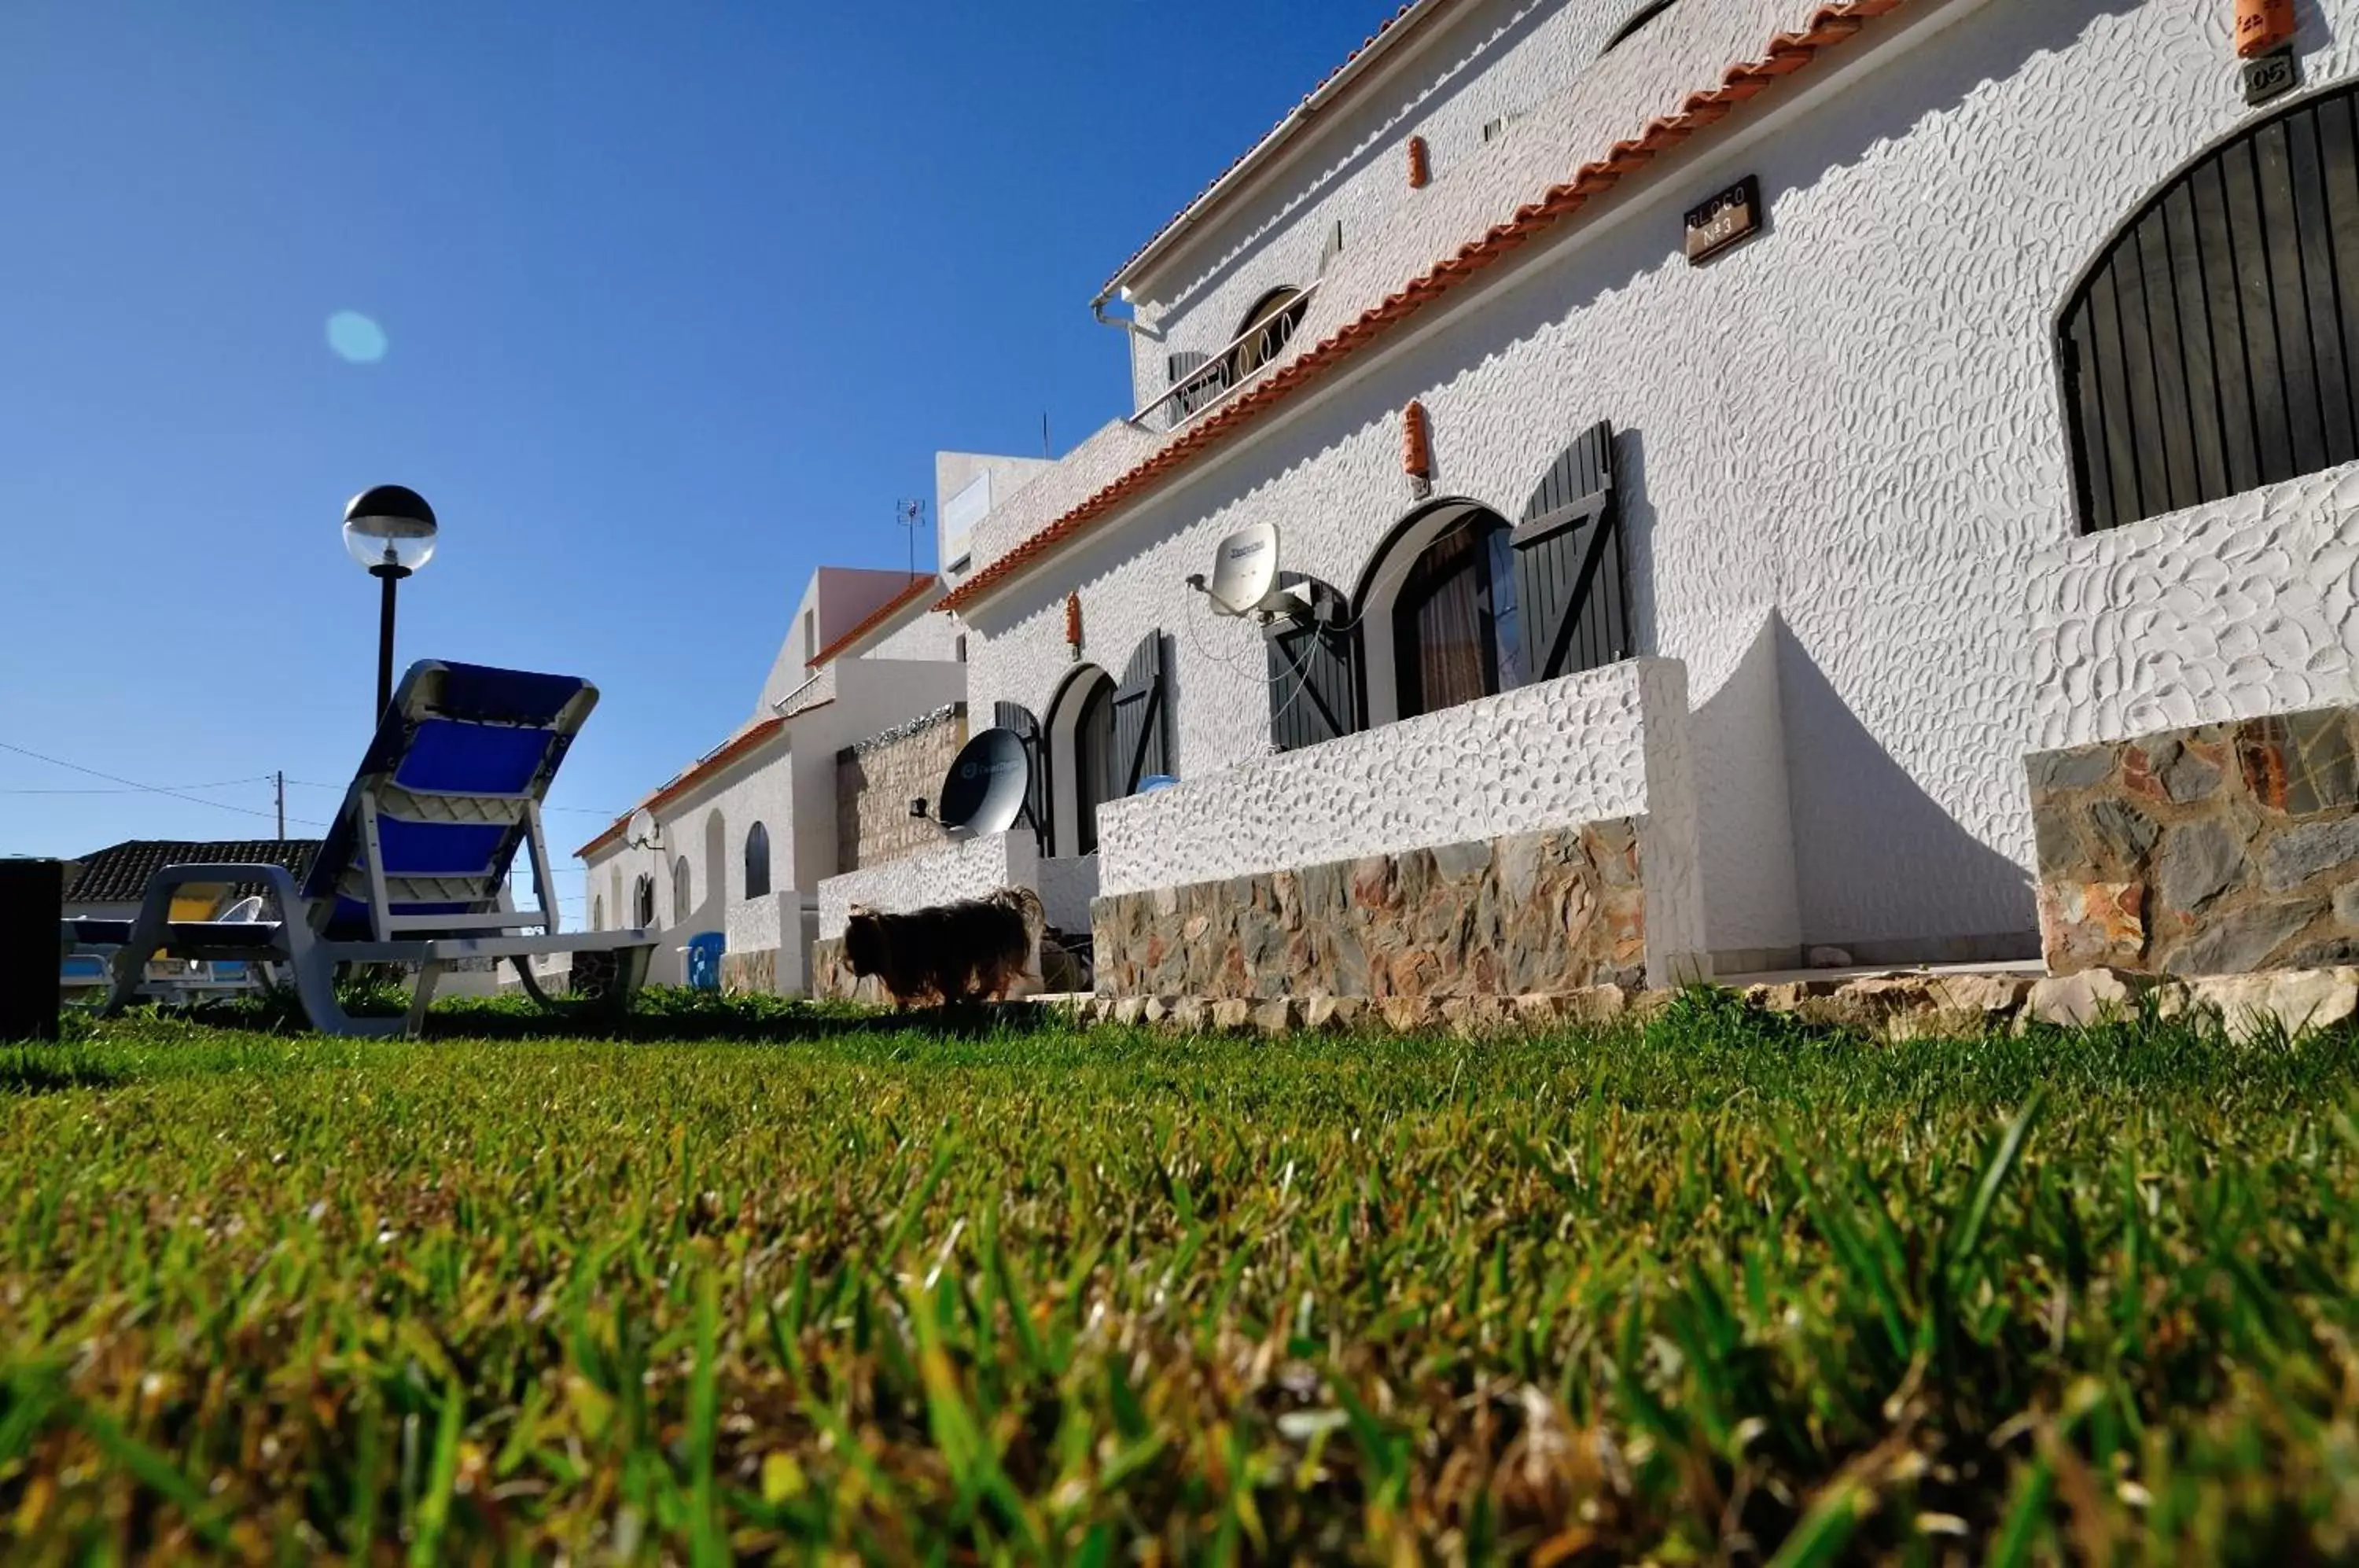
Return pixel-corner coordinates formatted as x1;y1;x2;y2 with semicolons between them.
1394;517;1523;718
2063;86;2359;533
592;894;605;931
1358;501;1525;726
673;856;692;925
634;874;656;929
1602;0;1678;54
744;822;772;899
1231;287;1308;381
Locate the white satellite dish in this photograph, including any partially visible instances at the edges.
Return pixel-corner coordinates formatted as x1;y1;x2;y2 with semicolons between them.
1189;521;1315;620
1205;521;1279;617
625;808;663;850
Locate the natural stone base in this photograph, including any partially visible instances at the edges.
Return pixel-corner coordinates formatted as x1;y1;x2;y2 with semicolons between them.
2028;707;2359;977
1091;819;1651;1002
719;948;777;996
1047;967;2359;1044
809;937;885;1006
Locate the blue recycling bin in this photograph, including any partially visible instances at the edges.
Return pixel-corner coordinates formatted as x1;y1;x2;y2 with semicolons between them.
683;931;725;992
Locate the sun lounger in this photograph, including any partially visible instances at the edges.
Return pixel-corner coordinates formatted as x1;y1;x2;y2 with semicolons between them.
62;661;655;1036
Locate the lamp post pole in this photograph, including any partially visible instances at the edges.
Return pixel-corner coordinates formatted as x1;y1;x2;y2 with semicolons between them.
341;485;439;723
371;561;408;720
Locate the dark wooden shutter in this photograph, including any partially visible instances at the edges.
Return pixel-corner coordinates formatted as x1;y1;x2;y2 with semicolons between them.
1110;633;1172;793
993;701;1052;852
2063;84;2359;532
1264;575;1361;751
1166;352;1226;422
1511;420;1629;682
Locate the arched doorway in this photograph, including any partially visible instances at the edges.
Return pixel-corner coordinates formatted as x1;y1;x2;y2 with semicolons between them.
1047;664;1117;856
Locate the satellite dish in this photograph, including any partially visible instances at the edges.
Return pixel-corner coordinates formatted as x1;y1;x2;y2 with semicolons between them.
625;808;662;850
937;727;1032;835
1202;521;1282;617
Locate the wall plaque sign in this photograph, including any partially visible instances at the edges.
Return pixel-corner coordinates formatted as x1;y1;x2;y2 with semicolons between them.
2243;45;2300;105
1685;175;1761;264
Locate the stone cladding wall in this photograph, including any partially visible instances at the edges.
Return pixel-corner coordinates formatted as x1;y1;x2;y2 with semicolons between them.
835;705;966;873
719;948;776;995
2028;705;2359;977
1090;817;1651;1002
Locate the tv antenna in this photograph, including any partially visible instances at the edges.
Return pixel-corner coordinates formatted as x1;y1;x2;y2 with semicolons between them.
624;808;663;852
896;499;926;576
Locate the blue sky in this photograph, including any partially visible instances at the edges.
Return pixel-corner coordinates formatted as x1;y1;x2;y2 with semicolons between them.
0;1;1400;918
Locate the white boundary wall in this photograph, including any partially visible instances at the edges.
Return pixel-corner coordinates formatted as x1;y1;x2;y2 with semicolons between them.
1096;658;1706;985
2029;463;2359;752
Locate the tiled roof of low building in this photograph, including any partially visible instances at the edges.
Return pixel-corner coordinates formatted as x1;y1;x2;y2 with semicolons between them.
811;572;937;666
64;839;318;904
573;711;806;860
944;0;1901;617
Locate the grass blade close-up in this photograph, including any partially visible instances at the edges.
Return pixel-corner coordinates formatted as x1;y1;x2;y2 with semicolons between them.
2;992;2359;1562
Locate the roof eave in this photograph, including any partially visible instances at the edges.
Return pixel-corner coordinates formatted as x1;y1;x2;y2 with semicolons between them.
1102;0;1467;302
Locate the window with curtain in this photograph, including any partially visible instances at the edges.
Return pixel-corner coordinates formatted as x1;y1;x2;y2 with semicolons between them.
744;822;771;900
634;874;655;929
1392;516;1523;720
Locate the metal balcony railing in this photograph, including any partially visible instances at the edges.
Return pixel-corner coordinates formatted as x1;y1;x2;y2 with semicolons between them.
1130;282;1318;435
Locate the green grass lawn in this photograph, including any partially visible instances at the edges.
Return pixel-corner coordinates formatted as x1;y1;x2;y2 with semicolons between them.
3;992;2359;1562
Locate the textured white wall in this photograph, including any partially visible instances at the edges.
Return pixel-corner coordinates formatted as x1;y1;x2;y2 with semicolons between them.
2029;462;2359;752
863;609;961;663
959;0;2359;961
1036;853;1101;936
976;0;1868;576
1120;0;1831;413
818;829;1039;939
724;889;815;993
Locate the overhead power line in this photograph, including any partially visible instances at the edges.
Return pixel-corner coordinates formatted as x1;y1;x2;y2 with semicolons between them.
0;739;326;828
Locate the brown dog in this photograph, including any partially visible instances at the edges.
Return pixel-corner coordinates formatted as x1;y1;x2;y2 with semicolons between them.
841;887;1044;1008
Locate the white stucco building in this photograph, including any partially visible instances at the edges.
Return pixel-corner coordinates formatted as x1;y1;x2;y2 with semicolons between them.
808;0;2359;996
579;559;971;990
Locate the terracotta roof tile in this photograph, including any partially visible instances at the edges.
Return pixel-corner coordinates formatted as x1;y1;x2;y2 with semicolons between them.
943;1;1904;618
65;839;319;904
573;714;797;859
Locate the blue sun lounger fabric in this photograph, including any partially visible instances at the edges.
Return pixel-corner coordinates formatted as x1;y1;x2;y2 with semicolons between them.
65;661;655;1036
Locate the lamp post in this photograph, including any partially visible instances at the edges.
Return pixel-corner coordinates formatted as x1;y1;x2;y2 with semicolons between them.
342;485;438;720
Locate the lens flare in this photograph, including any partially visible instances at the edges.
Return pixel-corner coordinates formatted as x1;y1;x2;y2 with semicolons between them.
326;311;388;364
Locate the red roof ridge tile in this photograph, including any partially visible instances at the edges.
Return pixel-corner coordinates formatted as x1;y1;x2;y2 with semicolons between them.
944;1;1905;619
573;711;801;859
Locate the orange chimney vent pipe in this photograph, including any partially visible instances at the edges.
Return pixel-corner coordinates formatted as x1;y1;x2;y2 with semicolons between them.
2236;0;2295;57
1406;135;1431;190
